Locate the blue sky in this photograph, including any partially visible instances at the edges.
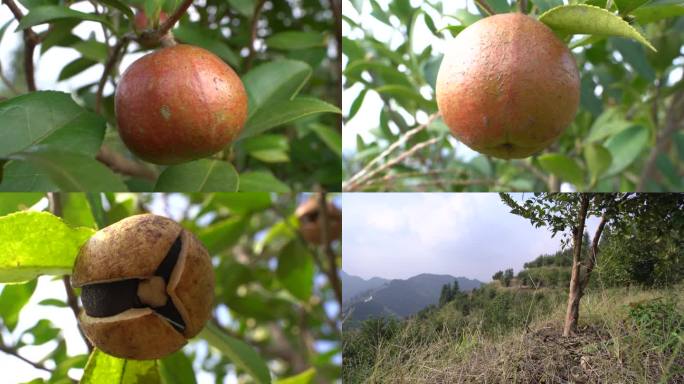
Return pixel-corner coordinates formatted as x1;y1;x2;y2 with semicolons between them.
342;193;600;282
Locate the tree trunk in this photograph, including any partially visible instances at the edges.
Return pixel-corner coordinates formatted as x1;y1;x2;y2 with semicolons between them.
580;214;608;294
563;194;590;337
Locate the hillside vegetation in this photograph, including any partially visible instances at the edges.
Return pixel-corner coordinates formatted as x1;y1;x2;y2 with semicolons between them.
343;282;684;383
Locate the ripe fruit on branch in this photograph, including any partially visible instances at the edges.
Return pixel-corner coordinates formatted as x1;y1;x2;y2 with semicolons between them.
72;214;214;360
115;44;248;165
295;198;342;245
436;13;580;159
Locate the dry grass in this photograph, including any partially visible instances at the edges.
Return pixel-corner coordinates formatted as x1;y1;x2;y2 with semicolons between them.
357;285;684;384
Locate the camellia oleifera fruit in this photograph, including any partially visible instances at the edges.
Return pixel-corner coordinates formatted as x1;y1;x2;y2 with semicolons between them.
295;198;342;245
72;214;214;360
436;13;580;159
115;44;248;164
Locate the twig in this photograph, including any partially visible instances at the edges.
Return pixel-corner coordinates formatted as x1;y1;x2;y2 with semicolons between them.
637;89;684;191
96;146;158;181
157;0;193;37
316;190;342;308
0;344;52;373
95;36;131;114
518;0;527;13
48;193;94;353
474;0;496;16
348;136;442;191
2;0;40;91
343;113;439;190
361;178;498;191
244;0;266;71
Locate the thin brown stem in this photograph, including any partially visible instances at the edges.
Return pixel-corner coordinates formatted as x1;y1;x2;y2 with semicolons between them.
48;193;94;353
474;0;496;16
518;0;528;13
95;36;131;114
316;190;342;308
157;0;193;36
2;0;40;91
244;0;266;71
0;343;52;373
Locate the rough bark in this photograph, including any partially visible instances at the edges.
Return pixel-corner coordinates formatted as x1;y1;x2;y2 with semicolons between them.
580;214;608;294
563;194;589;337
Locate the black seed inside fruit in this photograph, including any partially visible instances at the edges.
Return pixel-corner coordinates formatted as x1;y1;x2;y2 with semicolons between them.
80;234;186;333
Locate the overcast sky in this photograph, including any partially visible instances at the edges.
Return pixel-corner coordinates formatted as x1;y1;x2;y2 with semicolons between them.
342;193;600;282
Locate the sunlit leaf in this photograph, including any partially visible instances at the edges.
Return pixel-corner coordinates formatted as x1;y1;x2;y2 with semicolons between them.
155;160;239;192
201;323;271;384
81;349;161;384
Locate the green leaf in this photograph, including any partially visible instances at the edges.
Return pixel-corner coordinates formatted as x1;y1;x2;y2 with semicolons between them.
275;368;316;384
201;323;271;384
583;143;612;183
25;319;59;345
86;193;106;229
614;0;651;14
631;1;684;24
0;91;106;158
71;40;108;62
241;97;341;139
38;298;68;307
9;150;128;191
250;150;290;163
266;31;326;50
0;193;43;215
174;25;240;68
17;5;114;31
239;171;291;193
159;351;196;384
603;125;649;177
62;193;97;228
197;216;246;254
155;160;239;192
587;108;632;142
97;0;135;21
0;211;94;282
533;0;564;13
242;60;312;118
347;89;367;120
309;124;342;157
211;193;272;214
0;279;37;331
58;57;98;81
537;153;585;186
227;0;255;17
81;349;161;384
538;5;656;51
276;241;314;301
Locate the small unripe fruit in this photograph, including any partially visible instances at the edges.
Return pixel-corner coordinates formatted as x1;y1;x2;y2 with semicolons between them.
72;214;214;360
134;10;168;32
295;198;342;245
115;45;248;164
436;13;580;159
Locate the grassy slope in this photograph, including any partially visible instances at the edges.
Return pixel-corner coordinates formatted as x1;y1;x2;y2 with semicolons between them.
355;284;684;383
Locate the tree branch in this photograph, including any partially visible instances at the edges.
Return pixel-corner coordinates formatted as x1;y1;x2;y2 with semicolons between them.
474;0;496;16
343;113;439;190
580;214;607;294
2;0;40;91
244;0;266;71
0;343;52;373
47;193;94;353
96;146;158;181
157;0;193;37
95;36;131;114
316;190;342;308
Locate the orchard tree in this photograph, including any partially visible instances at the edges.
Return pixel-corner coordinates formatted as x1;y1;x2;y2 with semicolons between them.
343;0;684;192
500;192;683;336
0;0;341;192
0;192;341;383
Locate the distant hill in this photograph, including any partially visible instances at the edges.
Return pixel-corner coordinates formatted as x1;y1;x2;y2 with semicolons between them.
341;270;389;303
343;273;483;324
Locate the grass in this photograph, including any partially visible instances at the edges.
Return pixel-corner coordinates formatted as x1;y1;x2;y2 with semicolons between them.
344;284;684;383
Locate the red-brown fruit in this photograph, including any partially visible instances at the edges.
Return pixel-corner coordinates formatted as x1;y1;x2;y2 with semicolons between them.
436;13;580;159
115;44;248;165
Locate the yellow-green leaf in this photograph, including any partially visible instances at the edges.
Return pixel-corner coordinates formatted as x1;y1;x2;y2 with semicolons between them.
537;153;585;186
539;5;655;51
